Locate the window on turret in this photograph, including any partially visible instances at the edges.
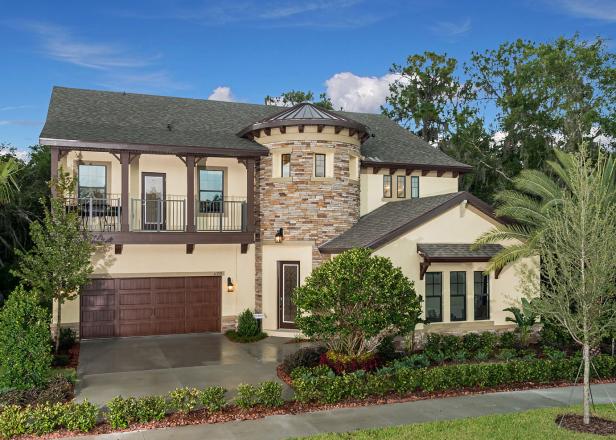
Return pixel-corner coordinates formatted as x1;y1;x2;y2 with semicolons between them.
281;154;291;178
383;175;392;198
397;176;406;198
411;176;420;198
314;154;326;178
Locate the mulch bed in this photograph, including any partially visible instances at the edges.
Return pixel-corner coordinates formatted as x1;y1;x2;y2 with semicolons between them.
66;343;79;370
556;414;616;436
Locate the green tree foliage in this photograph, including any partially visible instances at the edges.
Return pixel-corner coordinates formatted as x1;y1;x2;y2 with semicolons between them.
383;36;616;203
517;148;616;425
0;286;52;390
236;308;260;338
0;145;51;297
0;157;19;204
293;248;422;357
503;298;537;347
264;90;334;109
12;173;96;352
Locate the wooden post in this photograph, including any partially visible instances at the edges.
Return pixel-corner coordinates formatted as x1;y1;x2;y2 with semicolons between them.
50;147;60;198
120;152;130;232
240;158;256;233
186;155;196;232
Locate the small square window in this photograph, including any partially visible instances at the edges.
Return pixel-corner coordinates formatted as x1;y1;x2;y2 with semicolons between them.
383;175;392;198
315;154;326;178
397;176;406;198
281;154;291;178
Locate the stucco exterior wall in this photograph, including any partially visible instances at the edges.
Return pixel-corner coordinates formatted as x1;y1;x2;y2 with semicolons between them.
373;203;536;328
359;168;459;216
56;243;255;331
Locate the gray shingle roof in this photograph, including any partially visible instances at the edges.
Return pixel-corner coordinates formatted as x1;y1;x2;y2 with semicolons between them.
319;191;501;253
417;243;504;260
40;87;470;169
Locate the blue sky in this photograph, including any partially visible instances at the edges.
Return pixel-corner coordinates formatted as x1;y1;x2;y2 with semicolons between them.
1;0;615;155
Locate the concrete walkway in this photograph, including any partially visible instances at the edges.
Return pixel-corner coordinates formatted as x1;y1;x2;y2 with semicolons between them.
77;334;309;405
68;383;616;440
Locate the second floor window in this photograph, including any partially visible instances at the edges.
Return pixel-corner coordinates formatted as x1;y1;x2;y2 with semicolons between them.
281;153;291;178
397;176;406;198
411;176;419;198
383;175;392;198
199;169;224;213
314;154;326;178
78;164;106;199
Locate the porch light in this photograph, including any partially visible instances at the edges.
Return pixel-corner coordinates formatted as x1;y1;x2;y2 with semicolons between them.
275;228;284;243
227;277;235;293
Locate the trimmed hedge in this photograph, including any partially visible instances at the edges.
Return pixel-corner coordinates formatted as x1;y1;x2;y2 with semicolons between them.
292;355;616;404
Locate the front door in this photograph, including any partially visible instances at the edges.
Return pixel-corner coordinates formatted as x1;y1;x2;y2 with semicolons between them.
277;261;299;329
142;173;166;230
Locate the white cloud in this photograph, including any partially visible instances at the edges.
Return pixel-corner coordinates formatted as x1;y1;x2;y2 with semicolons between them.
208;86;235;102
23;22;154;70
429;18;471;39
0;105;35;112
550;0;616;22
0;120;41;127
325;72;400;113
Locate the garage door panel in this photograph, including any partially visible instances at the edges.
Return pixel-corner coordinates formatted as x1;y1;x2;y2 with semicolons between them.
153;291;185;305
81;276;221;338
152;278;186;289
119;308;153;321
119;278;151;290
119;292;151;306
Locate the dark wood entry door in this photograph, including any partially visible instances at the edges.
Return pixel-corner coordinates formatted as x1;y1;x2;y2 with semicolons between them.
80;276;221;338
142;173;166;231
277;261;299;329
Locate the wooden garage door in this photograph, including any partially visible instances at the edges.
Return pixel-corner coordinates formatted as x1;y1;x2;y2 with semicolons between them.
80;276;221;339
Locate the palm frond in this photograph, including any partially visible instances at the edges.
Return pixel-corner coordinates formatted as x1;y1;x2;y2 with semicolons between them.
473;224;533;246
0;159;20;204
512;169;562;201
484;243;535;273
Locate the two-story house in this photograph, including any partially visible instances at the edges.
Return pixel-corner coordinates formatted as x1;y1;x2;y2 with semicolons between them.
40;87;534;339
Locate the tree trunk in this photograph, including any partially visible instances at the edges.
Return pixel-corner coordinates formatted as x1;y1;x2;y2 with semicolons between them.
583;342;591;425
55;299;62;354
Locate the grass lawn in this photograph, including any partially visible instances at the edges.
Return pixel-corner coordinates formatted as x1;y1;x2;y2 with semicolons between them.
295;404;616;439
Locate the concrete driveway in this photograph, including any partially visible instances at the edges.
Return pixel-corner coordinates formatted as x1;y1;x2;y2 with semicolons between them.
76;333;309;405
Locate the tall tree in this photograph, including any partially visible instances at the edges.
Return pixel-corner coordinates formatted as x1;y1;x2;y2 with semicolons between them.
265;90;334;109
12;173;97;352
519;148;616;425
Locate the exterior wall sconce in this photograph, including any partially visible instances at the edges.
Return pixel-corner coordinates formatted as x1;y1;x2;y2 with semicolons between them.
275;228;284;243
227;277;235;293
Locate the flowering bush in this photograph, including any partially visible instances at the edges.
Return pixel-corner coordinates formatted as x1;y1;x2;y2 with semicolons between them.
320;350;381;374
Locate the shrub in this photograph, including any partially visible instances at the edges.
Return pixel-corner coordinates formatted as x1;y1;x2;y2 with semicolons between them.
225;330;267;343
0;286;53;390
539;320;574;351
478;332;498;355
106;396;139;429
320;350;381;374
60;400;98;432
496;348;518;361
29;402;63;434
0;375;74;407
377;336;399;363
168;387;200;414
282;346;327;374
473;349;491;362
543;348;566;361
236;309;260;338
462;333;483;354
255;381;284;408
290;355;616;405
199;386;226;412
294;248;422;357
58;328;77;352
52;354;70;367
235;382;285;409
498;331;518;350
0;405;28;439
235;383;256;409
452;350;468;363
134;396;167;423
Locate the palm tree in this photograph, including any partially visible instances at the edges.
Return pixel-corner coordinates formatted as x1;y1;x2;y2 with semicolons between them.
474;147;615;271
0;158;19;204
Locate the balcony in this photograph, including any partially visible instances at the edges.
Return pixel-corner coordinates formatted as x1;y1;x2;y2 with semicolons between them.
65;195;248;233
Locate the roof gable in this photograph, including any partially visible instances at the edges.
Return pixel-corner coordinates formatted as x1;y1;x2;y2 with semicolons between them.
319;192;502;254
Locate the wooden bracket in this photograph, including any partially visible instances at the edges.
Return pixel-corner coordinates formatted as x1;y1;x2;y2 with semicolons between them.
176;155;186;165
372;166;381;174
419;258;431;280
241;243;249;254
110;153;121;163
405;169;414;176
129;153;140;164
452;171;459;178
334;126;343;134
349;128;356;137
495;267;503;280
298;125;304;133
317;124;324;133
279;126;286;134
422;169;430;176
58;149;69;161
114;244;123;255
436;170;445;177
389;167;397;175
264;128;271;136
186;244;195;254
253;130;260;138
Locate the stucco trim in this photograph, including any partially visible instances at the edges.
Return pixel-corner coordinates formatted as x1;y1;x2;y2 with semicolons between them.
90;271;225;278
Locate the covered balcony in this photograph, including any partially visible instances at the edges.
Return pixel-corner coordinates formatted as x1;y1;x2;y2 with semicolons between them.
51;147;258;252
